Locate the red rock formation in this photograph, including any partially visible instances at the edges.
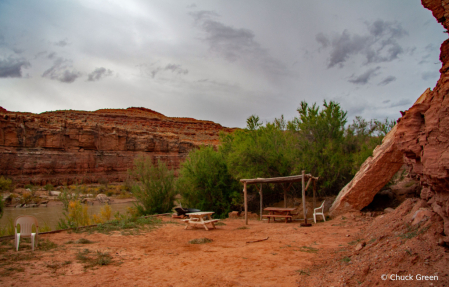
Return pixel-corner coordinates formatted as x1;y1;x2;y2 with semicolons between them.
329;124;404;216
0;107;235;186
395;0;449;238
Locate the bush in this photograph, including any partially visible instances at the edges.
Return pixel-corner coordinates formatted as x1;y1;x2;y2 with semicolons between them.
177;146;241;218
44;183;54;191
57;200;91;229
128;156;176;215
0;176;13;192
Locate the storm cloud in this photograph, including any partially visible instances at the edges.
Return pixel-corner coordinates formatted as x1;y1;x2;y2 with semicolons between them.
190;10;286;75
348;67;380;85
317;20;408;68
42;58;81;83
87;67;113;81
0;57;31;78
378;75;397;86
139;63;189;79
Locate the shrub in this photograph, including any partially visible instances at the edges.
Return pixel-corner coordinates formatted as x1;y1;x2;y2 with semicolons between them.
58;187;80;212
177;146;241;218
0;176;13;192
44;183;54;191
128;157;176;215
57;200;91;229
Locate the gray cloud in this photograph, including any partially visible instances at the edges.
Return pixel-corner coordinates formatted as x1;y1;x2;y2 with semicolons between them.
192;10;261;62
389;98;411;108
382;100;391;104
421;71;438;80
139;63;189;79
317;20;408;68
0;57;31;78
315;33;330;48
378;75;396;86
348;67;380;85
54;39;69;47
87;67;113;81
42;57;81;83
12;47;24;54
190;10;286;75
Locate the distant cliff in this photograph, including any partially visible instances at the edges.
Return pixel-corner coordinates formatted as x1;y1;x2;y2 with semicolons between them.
0;107;235;186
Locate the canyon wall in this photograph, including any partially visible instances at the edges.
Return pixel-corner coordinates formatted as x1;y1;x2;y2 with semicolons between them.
0;107;235;186
394;0;449;238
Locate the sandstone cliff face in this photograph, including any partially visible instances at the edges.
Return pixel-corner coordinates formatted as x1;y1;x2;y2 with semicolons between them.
0;107;235;185
395;0;449;237
330;0;449;234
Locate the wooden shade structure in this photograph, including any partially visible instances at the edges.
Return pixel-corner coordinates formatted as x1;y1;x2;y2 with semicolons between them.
240;170;319;225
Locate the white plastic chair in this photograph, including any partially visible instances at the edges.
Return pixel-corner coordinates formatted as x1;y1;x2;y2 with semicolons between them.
313;201;326;223
14;216;39;251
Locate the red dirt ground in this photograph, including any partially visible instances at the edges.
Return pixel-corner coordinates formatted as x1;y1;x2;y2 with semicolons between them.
0;198;448;286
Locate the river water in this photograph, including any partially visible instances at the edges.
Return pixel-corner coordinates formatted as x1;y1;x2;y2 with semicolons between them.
0;202;136;230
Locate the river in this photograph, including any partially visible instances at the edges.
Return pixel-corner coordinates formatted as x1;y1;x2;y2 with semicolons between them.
0;201;136;231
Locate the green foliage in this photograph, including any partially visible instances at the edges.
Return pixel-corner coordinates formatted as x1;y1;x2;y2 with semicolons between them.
128;157;176;215
58;187;80;212
177;146;241;218
76;249;112;268
44;183;54;191
222;119;295;180
287;101;351;195
0;176;13;192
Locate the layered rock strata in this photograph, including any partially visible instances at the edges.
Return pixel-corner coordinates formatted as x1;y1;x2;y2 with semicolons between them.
329;123;404;216
394;0;449;238
332;0;449;241
0;107;235;185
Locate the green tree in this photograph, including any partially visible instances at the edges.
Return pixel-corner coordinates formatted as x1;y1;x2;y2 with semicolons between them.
288;100;351;195
128;157;176;216
222;117;296;180
177;146;240;218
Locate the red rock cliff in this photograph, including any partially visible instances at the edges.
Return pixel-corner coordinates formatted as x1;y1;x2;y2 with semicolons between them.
0;107;235;185
395;0;449;238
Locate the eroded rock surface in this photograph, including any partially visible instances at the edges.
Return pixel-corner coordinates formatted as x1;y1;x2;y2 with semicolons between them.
332;0;449;238
329;124;404;216
394;0;449;237
0;107;235;185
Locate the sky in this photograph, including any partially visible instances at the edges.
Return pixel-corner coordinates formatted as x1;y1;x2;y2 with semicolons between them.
0;0;447;128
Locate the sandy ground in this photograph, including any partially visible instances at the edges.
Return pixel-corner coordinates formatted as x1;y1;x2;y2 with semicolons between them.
1;199;448;287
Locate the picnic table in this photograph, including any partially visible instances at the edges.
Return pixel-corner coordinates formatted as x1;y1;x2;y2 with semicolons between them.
262;207;296;223
183;212;219;230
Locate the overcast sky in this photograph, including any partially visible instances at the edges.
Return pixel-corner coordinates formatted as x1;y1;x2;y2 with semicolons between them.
0;0;446;128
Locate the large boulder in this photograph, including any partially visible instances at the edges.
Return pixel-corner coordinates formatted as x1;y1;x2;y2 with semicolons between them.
329;123;404;216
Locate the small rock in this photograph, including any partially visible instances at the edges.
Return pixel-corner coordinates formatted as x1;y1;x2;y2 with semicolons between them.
346;235;350;237
355;242;366;251
384;207;395;213
50;190;61;196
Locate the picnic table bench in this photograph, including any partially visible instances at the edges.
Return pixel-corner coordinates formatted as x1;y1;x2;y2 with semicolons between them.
263;207;296;223
183;212;219;230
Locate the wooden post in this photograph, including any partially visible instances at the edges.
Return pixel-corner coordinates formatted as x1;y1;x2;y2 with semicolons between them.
259;184;263;221
244;182;248;225
313;179;316;210
302;170;307;225
284;184;287;208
